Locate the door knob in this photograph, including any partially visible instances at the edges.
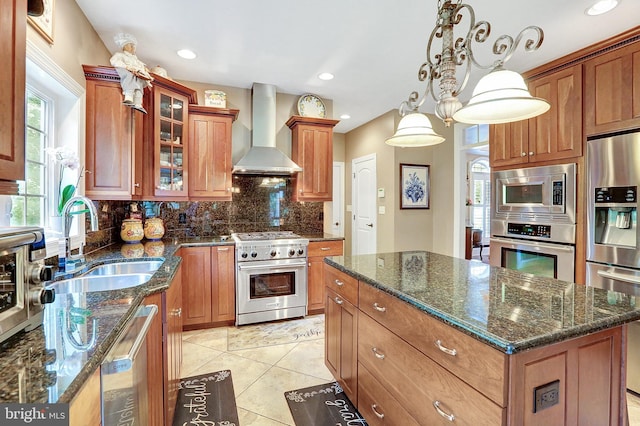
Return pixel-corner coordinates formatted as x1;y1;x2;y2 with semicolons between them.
366;223;373;228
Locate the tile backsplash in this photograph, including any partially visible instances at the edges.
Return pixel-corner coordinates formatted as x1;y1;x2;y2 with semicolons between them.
85;176;323;253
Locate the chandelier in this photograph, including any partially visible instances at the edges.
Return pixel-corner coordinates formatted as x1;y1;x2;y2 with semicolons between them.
386;0;550;147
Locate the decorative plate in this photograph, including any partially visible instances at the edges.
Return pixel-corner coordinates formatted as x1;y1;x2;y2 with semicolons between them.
297;94;326;118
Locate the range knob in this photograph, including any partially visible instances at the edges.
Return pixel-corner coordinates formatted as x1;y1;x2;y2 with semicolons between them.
30;288;55;306
251;251;258;258
297;248;304;255
28;264;54;284
241;252;248;259
288;249;295;257
270;250;277;257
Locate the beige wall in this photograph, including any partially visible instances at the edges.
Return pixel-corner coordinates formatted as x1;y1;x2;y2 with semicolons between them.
343;110;455;256
27;0;111;85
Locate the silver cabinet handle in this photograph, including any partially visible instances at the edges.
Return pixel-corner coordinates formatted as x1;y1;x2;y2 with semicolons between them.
371;404;385;419
433;400;455;422
334;296;343;305
217;247;229;252
133;183;140;187
435;340;457;356
521;152;526;157
308;262;311;267
373;302;386;312
321;247;331;251
371;347;385;360
334;279;344;286
529;151;535;156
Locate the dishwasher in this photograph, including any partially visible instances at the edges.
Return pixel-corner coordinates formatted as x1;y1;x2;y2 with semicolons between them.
101;304;157;426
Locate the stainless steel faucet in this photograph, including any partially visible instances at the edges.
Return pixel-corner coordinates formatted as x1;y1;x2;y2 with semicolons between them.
61;196;99;268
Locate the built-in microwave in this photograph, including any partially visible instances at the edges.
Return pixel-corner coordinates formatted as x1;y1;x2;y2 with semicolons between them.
492;163;576;223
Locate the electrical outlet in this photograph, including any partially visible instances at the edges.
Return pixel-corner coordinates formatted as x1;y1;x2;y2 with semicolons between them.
533;380;560;413
179;213;187;224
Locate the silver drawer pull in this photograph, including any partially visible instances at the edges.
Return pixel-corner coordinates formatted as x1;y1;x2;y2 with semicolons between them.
334;297;344;305
321;247;331;251
334;279;344;286
373;302;386;312
433;400;455;422
371;347;385;360
435;340;457;356
371;404;385;419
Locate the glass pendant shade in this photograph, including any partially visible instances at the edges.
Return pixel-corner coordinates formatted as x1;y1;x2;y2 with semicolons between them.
453;69;550;124
385;112;445;147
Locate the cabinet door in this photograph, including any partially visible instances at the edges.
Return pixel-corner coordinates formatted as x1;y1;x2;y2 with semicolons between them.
325;287;358;405
296;125;333;201
489;121;528;168
0;0;26;186
165;264;183;426
188;108;236;200
528;65;583;162
211;245;235;323
154;87;188;198
584;41;640;135
308;256;325;313
69;368;101;426
181;247;212;326
144;292;165;426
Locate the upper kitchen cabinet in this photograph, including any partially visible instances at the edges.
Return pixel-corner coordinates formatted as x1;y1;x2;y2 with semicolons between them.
84;66;144;200
490;65;582;168
0;0;26;193
188;105;239;200
584;40;640;136
286;116;339;202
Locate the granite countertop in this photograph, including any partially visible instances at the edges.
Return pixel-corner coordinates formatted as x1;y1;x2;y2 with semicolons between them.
325;251;640;354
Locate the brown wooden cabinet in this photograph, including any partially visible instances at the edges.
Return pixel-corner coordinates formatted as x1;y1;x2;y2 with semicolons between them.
490;65;582;168
584;40;640;136
324;265;358;405
144;263;183;426
188;106;239;200
84;65;144;199
286;116;339;202
69;368;101;426
182;245;235;329
307;240;343;314
0;0;26;192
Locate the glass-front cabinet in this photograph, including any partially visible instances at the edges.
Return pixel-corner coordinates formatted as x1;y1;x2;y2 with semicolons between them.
154;88;188;197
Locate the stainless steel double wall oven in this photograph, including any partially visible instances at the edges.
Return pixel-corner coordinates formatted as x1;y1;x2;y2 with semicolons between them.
490;163;577;282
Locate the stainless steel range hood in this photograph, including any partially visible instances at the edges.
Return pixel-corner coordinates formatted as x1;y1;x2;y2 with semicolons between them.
232;83;302;175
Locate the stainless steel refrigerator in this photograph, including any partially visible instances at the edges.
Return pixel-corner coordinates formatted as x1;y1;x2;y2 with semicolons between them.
586;130;640;393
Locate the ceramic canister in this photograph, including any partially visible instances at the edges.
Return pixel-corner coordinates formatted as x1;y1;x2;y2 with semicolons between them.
121;218;144;243
144;217;165;240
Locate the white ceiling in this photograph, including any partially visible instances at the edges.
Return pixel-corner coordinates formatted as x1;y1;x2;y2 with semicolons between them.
75;0;639;134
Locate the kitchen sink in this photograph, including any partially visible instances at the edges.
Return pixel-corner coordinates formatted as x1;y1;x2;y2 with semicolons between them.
47;273;153;294
84;260;164;277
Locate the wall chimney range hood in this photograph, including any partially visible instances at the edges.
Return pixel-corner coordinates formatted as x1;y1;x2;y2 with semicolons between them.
232;83;302;175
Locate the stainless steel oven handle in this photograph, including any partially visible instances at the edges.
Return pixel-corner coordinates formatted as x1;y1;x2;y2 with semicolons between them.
597;270;640;285
489;237;575;252
102;304;158;375
238;260;307;271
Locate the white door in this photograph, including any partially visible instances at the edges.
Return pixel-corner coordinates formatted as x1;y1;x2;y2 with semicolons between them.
332;162;344;236
352;154;377;255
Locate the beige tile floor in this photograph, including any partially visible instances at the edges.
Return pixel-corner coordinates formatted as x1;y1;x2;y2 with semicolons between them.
181;314;333;425
182;314;640;425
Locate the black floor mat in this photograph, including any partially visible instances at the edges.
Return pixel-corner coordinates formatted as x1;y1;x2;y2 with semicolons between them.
285;382;368;425
173;370;239;426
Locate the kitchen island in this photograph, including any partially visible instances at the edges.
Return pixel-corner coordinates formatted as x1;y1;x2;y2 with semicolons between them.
324;251;640;425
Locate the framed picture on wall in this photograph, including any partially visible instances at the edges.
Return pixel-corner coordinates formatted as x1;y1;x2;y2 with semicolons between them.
400;163;430;209
28;0;55;44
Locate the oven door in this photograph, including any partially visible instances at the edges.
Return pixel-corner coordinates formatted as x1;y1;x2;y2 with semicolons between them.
490;237;575;282
236;258;307;324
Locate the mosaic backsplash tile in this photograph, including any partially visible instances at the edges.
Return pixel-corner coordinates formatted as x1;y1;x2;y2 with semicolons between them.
84;176;323;253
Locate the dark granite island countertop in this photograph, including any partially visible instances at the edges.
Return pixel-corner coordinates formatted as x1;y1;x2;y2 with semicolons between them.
325;251;640;354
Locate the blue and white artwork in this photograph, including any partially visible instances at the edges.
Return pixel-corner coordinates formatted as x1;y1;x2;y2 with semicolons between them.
401;164;430;209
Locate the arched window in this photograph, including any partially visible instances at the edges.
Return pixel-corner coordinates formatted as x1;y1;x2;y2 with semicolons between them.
469;158;490;244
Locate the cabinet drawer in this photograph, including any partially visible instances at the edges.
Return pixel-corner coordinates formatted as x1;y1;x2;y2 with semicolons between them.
359;283;507;406
358;363;420;426
359;313;506;426
324;264;358;306
308;240;343;257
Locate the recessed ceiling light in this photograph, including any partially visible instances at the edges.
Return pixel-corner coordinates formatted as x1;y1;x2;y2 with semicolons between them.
177;49;197;59
340;114;351;119
586;0;619;15
318;72;334;81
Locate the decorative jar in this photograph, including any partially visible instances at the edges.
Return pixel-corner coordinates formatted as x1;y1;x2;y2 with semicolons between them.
144;217;165;240
121;219;144;243
144;240;165;257
121;242;144;258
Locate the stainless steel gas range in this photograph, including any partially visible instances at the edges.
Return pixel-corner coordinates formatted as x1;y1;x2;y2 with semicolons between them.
232;231;309;326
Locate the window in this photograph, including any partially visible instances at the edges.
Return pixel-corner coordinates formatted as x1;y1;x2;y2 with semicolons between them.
463;124;489;146
469;159;491;244
10;88;52;227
